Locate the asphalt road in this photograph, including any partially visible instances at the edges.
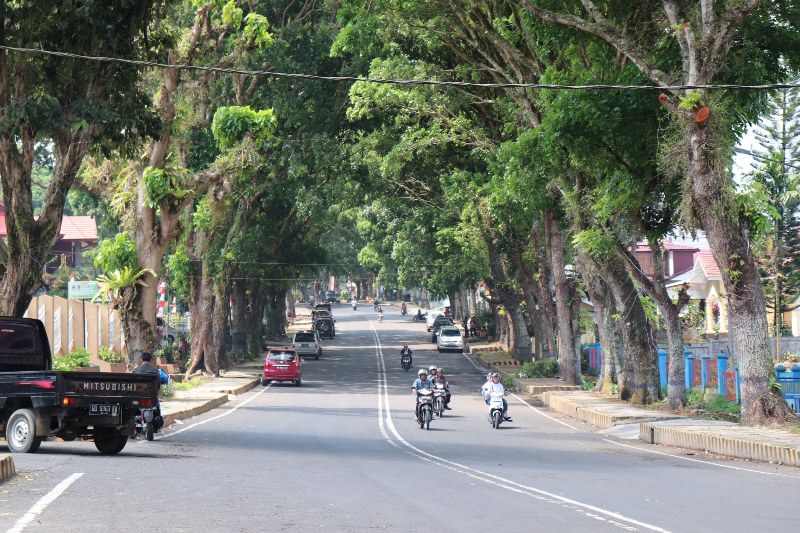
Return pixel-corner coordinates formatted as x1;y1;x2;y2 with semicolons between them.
2;305;799;533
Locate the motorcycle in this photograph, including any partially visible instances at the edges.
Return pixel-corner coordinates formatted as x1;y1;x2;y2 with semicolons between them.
133;402;163;441
378;311;384;323
401;349;413;371
433;383;447;417
486;391;505;429
416;389;434;430
352;303;358;311
412;312;426;322
401;306;408;316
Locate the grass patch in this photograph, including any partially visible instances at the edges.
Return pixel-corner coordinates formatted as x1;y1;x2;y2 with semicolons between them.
161;377;209;398
476;351;512;364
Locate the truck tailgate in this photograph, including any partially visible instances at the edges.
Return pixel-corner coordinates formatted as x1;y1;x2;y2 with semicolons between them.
61;371;158;402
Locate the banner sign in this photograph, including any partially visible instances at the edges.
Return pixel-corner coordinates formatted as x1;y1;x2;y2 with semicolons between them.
68;281;99;300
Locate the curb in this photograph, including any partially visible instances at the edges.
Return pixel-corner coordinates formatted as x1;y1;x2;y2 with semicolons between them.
161;378;260;427
0;454;15;483
641;422;800;467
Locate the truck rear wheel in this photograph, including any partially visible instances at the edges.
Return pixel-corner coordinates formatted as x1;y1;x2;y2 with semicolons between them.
6;408;43;453
94;433;128;455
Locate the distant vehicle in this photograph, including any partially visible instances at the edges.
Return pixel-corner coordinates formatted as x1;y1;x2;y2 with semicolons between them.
324;291;339;304
437;326;464;353
261;348;302;386
425;311;444;331
314;316;336;339
293;330;322;360
430;316;454;341
313;303;332;312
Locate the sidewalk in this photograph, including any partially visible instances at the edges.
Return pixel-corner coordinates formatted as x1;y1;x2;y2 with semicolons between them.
1;363;263;484
480;355;800;467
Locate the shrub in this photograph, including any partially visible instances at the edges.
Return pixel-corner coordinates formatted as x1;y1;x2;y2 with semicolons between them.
155;344;175;364
52;348;92;371
98;346;126;363
517;358;559;378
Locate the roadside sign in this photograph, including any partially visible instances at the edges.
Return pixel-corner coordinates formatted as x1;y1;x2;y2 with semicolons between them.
68;281;99;300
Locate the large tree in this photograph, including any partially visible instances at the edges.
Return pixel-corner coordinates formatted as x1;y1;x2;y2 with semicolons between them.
0;0;172;316
518;0;800;424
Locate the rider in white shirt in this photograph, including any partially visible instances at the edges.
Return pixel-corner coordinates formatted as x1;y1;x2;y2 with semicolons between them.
482;372;511;421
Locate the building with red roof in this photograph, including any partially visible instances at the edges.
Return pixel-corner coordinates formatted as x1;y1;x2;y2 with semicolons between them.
0;202;98;273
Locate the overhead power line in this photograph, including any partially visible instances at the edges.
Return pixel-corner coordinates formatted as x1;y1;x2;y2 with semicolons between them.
2;45;799;91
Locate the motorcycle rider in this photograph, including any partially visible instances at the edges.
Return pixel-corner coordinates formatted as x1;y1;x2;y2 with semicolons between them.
377;306;384;322
132;352;168;428
351;296;358;310
400;342;413;366
429;366;452;410
481;372;511;421
415;309;424;321
401;302;407;315
412;368;433;422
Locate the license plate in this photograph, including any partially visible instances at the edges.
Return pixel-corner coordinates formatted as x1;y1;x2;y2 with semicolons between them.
90;403;119;416
300;344;310;347
276;365;289;370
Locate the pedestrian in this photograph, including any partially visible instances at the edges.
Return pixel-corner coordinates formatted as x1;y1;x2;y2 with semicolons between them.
462;316;469;338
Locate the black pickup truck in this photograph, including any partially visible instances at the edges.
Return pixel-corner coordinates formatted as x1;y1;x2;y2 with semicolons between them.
0;318;159;454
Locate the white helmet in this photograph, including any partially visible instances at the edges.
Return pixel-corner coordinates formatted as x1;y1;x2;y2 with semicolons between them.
418;369;427;376
428;365;437;372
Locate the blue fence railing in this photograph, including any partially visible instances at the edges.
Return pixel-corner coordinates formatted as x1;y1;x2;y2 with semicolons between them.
583;343;800;414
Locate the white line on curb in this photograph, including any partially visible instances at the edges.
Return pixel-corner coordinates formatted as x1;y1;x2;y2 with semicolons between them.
7;473;84;533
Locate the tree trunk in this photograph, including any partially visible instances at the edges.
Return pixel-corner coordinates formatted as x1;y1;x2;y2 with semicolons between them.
286;288;296;320
186;268;214;375
207;279;229;376
690;122;795;423
616;240;688;408
601;259;659;404
229;280;247;358
545;212;580;385
245;280;265;356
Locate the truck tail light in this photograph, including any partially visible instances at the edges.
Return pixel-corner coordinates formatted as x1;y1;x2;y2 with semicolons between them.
61;397;77;407
139;398;153;408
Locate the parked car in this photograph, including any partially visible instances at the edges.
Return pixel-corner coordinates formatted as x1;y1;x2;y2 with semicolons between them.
430;316;454;341
437;326;464;353
313;303;332;313
261;348;302;386
324;291;339;304
314;316;336;339
425;311;444;331
293;330;322;360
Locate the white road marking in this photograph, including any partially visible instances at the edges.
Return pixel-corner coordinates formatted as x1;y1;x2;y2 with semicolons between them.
6;473;84;533
603;438;800;479
156;382;272;439
369;322;669;532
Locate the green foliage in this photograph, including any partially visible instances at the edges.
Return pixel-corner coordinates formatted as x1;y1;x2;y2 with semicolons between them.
94;233;137;274
517;358;559;379
686;390;741;417
243;13;273;47
581;375;597;390
155;344;175;364
98;346;126;363
167;248;193;300
211;106;277;150
141;158;191;208
678;91;706;111
94;267;156;308
52;349;92;371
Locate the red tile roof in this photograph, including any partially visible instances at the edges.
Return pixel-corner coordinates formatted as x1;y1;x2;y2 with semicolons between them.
635;240;701;252
695;250;721;278
58;216;98;241
0;207;97;242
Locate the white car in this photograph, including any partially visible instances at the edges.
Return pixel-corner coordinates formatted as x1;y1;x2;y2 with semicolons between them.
425;311;444;331
437;326;463;353
292;330;322;360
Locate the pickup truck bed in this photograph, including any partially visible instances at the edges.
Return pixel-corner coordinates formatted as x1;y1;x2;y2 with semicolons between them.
0;318;159;454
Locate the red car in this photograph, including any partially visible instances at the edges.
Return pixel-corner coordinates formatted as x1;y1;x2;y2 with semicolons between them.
261;348;302;386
